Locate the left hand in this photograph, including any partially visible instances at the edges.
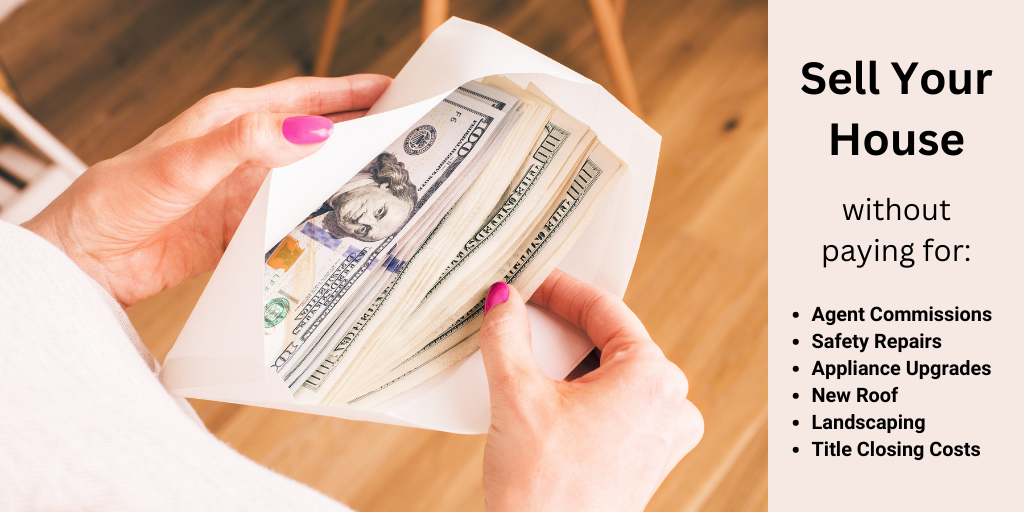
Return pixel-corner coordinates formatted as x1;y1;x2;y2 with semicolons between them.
24;74;391;306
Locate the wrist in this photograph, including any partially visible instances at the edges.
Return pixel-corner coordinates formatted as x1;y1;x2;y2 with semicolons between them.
23;212;121;307
485;463;601;512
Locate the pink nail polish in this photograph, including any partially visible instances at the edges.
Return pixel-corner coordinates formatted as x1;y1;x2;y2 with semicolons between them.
484;282;509;314
282;115;334;144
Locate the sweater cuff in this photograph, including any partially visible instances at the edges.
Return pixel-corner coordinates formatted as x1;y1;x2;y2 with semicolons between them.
0;220;158;372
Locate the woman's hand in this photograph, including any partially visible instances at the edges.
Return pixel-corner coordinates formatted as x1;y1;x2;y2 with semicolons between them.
479;270;704;511
24;74;391;306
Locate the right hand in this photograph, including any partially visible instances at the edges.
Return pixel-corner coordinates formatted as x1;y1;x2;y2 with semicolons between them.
479;269;704;511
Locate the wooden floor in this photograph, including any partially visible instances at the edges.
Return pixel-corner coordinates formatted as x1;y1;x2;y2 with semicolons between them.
0;0;766;509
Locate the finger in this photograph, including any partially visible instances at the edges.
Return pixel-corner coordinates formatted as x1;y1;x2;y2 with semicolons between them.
479;282;551;405
324;109;369;123
529;269;659;358
144;75;390;147
132;113;333;215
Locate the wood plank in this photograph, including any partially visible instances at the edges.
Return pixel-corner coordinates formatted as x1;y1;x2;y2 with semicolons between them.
693;418;769;512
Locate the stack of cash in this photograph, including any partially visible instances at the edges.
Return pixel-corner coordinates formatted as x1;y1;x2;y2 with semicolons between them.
262;76;626;408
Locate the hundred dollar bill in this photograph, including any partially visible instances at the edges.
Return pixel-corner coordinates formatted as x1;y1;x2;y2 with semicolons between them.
310;109;597;405
294;116;540;400
291;109;526;394
357;112;596;376
293;85;561;403
340;142;627;408
266;77;630;411
340;83;550;362
263;84;518;386
278;85;527;391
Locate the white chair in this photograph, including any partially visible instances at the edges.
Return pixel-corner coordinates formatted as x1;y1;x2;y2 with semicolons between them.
0;88;88;225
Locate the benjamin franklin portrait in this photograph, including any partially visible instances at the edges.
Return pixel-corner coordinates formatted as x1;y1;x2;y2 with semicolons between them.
308;152;418;243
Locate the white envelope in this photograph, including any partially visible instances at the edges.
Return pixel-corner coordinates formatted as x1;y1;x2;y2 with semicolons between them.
160;18;661;434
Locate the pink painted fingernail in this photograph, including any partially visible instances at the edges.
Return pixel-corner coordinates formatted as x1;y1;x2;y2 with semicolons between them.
484;282;509;314
282;115;334;144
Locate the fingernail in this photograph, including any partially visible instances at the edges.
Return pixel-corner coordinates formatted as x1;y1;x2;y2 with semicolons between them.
484;282;509;314
282;115;334;144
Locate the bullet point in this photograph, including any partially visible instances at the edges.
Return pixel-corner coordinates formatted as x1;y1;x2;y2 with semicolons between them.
792;312;799;318
792;392;799;399
793;338;799;345
793;447;799;453
792;366;799;372
793;419;799;426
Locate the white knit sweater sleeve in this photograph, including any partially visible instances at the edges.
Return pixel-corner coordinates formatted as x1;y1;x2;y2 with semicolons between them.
0;221;352;511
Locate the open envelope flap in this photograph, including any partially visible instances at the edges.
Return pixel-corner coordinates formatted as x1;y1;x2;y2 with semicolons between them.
161;18;660;434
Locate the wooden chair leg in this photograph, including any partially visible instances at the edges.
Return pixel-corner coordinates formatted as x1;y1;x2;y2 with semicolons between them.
422;0;449;42
314;0;349;77
613;0;628;23
587;0;643;117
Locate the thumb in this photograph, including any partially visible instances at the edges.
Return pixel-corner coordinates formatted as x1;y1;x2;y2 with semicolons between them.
137;113;333;208
478;282;550;408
